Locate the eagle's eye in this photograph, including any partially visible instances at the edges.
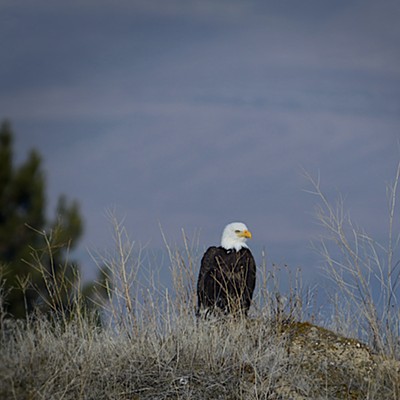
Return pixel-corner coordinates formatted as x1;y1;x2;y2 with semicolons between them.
235;230;241;233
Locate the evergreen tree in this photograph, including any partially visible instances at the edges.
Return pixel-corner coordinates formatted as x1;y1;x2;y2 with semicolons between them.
0;121;104;319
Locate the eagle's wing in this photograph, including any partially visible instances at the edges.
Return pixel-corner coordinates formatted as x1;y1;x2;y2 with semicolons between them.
243;248;257;312
196;246;221;314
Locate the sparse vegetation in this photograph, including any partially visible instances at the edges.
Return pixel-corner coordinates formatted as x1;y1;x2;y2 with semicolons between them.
304;161;400;358
1;160;400;399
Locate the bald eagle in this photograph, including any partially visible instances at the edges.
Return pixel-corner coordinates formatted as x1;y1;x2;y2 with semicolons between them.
196;222;256;317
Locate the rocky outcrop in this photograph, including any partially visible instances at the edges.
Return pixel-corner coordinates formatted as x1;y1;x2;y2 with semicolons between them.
271;321;400;399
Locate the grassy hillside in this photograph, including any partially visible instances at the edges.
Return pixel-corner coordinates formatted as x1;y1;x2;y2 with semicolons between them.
1;164;400;399
1;307;399;399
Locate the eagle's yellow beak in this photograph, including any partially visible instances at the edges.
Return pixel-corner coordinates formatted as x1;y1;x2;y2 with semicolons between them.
238;230;252;239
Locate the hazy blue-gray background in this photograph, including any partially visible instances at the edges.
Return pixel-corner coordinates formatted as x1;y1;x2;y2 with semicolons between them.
1;0;399;284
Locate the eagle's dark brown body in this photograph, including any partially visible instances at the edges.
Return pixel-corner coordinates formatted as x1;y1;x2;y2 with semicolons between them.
196;246;256;317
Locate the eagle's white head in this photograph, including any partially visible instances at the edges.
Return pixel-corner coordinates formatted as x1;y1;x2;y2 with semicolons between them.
221;222;252;251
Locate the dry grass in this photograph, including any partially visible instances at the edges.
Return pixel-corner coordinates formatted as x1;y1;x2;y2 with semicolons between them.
0;313;286;399
1;294;399;399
